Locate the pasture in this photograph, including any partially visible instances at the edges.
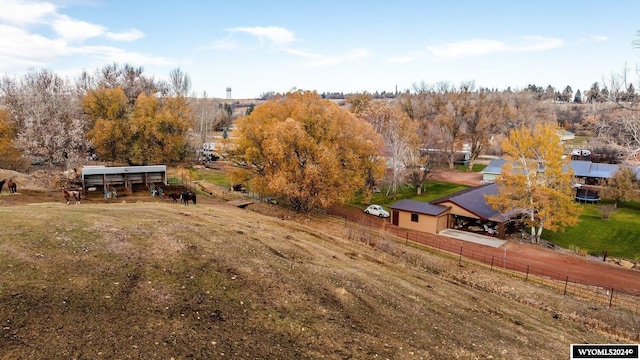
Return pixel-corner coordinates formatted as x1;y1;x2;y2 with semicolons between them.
0;199;638;358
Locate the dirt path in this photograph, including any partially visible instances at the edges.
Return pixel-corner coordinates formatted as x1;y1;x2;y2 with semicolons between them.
387;225;640;295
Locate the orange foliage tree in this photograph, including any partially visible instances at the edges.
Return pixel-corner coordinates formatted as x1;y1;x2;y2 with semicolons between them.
231;91;385;211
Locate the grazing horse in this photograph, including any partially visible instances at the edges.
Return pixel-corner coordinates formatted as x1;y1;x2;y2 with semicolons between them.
167;193;181;203
0;179;5;194
62;188;81;205
180;191;196;206
7;179;16;194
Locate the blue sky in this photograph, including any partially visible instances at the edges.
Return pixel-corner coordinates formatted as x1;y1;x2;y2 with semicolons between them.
1;0;640;99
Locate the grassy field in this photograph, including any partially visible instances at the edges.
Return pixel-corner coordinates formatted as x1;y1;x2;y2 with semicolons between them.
543;201;640;259
1;199;638;358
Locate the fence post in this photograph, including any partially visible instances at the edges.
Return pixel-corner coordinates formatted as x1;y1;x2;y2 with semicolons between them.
458;246;463;265
490;255;494;271
609;288;614;308
525;265;529;281
563;276;569;296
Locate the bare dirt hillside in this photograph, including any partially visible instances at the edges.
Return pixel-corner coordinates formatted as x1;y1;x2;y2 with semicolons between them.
1;198;638;359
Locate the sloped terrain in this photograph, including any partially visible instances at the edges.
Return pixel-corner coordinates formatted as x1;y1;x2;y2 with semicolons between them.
1;199;638;359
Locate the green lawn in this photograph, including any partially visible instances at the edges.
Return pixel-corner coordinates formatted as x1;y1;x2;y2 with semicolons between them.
352;181;469;209
193;167;232;188
543;202;640;260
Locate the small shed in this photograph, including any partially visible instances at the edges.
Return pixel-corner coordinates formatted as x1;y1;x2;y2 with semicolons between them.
81;165;167;194
389;199;450;234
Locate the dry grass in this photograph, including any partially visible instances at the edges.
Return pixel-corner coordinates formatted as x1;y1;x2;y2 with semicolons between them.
0;199;639;359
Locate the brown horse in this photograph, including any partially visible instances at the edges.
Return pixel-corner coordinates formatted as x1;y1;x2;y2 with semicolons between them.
62;188;81;204
7;179;16;194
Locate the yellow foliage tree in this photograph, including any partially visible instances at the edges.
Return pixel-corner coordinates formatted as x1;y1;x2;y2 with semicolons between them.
84;88;189;165
130;94;189;165
231;91;385;211
485;124;581;244
601;165;638;207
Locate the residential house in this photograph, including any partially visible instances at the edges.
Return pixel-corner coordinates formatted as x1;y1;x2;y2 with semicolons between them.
390;183;515;239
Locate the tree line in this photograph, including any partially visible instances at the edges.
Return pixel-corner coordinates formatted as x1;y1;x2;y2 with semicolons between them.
0;64;233;170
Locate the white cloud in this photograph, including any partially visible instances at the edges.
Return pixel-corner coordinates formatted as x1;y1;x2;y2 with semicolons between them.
0;24;69;70
0;0;159;73
427;36;563;61
106;28;145;42
226;26;296;46
0;0;56;25
80;45;172;66
52;15;105;41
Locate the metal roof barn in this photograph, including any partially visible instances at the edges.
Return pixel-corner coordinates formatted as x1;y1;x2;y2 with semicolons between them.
81;165;167;194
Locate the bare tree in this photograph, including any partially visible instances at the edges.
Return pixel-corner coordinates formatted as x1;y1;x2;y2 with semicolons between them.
168;68;192;97
357;100;420;198
0;69;88;168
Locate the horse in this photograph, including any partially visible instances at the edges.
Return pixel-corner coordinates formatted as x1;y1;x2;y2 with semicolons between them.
7;179;16;194
180;191;196;206
62;188;81;205
167;193;181;203
0;179;5;194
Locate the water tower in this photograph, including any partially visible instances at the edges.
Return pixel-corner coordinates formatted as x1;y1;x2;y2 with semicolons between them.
226;87;232;99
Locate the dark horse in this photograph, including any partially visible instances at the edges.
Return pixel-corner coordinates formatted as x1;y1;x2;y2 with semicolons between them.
62;188;81;205
167;193;181;203
7;179;16;194
180;191;196;206
0;179;5;194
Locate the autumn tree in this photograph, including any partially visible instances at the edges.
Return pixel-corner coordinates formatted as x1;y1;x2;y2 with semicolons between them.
601;165;638;207
0;109;27;170
128;94;190;165
0;69;88;168
82;68;190;165
485;124;581;244
230;91;385;211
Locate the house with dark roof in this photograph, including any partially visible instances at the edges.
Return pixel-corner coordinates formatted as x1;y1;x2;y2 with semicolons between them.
389;183;515;238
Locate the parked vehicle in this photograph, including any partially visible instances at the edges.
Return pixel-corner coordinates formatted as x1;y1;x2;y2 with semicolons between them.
364;204;390;218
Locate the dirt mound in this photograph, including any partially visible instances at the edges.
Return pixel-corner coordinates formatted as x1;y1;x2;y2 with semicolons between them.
0;169;78;192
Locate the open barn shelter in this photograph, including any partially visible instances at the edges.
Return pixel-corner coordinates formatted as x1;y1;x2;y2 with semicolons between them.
81;165;167;196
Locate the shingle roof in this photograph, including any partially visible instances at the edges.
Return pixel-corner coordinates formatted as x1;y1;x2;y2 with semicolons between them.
431;183;501;221
389;199;450;216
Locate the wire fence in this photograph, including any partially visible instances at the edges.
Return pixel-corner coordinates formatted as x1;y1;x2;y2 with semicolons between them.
326;211;640;313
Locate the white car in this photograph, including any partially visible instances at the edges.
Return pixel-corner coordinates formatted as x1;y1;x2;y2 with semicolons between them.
364;204;390;218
